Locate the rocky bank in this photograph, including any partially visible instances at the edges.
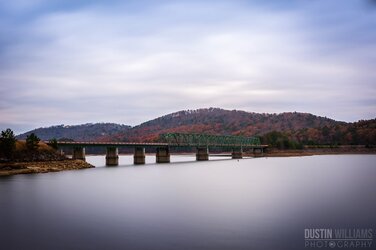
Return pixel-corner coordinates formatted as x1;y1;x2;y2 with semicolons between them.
0;141;94;176
0;159;94;176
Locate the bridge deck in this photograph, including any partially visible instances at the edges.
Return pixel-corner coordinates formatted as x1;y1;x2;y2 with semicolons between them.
53;141;168;147
53;141;268;148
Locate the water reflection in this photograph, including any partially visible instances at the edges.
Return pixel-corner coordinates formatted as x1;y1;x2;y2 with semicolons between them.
85;154;235;166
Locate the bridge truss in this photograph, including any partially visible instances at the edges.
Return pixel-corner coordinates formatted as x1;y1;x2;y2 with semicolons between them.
161;133;260;148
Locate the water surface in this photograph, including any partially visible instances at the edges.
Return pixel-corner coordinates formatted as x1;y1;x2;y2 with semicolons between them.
1;155;375;250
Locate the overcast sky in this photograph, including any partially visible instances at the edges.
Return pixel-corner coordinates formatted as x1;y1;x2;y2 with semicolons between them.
1;0;375;134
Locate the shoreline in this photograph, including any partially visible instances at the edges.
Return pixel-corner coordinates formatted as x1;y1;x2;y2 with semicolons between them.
261;151;376;157
261;147;376;157
0;159;94;177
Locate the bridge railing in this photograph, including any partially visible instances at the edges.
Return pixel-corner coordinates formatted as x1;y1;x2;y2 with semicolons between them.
161;133;261;147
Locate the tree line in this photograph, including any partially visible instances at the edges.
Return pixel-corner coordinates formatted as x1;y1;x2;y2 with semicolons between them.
0;128;42;160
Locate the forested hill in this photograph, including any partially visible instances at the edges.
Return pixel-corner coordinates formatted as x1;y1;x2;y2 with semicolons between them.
100;108;375;146
114;108;338;141
17;123;131;141
16;108;376;146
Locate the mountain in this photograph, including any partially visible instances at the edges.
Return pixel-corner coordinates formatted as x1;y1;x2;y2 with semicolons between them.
105;108;375;146
17;123;131;141
16;108;376;147
113;108;339;141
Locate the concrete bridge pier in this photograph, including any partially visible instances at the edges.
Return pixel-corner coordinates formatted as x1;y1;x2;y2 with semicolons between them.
134;147;146;165
72;147;86;161
232;148;243;159
156;147;170;163
253;147;264;156
196;147;209;161
106;147;119;166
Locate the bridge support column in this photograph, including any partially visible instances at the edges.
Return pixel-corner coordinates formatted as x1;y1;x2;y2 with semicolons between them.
253;147;264;156
196;147;209;161
72;147;85;161
134;147;145;165
106;147;119;166
156;147;170;163
232;148;243;159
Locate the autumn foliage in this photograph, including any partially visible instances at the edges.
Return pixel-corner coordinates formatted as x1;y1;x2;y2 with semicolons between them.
15;108;376;149
101;108;376;147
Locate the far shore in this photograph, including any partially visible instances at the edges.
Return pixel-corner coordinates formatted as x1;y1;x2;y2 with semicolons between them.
259;150;376;157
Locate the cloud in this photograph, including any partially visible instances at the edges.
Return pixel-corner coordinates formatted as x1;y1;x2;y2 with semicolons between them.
0;0;375;133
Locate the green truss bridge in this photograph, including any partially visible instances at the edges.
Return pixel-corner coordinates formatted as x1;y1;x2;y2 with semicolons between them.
54;133;267;166
161;133;261;147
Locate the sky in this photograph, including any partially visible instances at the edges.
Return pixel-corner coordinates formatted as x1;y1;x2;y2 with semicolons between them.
0;0;375;134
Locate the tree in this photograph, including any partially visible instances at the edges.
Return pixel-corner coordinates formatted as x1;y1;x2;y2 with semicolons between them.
48;138;58;150
0;128;17;159
261;131;302;150
26;133;40;151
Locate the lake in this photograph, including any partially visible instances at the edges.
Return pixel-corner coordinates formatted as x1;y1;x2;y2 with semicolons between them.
1;155;375;250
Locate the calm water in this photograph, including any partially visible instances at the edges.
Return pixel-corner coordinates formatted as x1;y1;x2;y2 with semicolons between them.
1;155;375;250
